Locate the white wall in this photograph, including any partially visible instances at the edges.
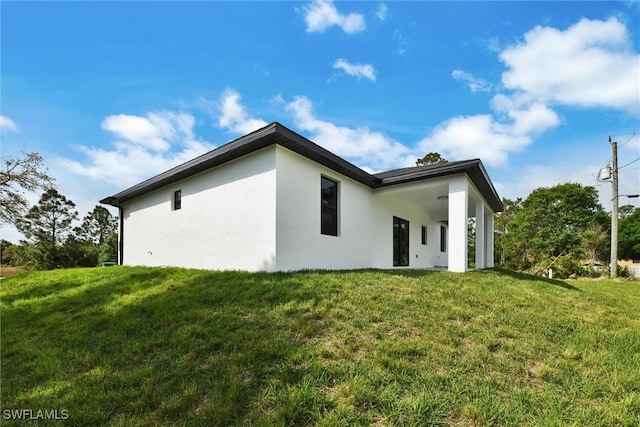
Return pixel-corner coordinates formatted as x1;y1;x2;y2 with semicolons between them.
121;147;277;271
120;143;477;272
274;146;376;270
274;146;444;270
370;192;445;269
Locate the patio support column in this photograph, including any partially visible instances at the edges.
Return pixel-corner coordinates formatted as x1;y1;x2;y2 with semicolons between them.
448;176;468;272
475;201;486;268
485;209;495;268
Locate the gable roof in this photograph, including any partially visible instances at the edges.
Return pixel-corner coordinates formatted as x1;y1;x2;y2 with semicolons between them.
100;122;503;212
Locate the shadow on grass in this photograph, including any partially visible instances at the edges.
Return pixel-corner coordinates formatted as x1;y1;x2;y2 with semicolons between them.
1;268;176;305
479;267;581;291
3;265;592;426
2;268;335;425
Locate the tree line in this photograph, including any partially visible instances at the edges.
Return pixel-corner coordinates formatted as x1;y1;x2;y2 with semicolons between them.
1;151;117;269
494;183;639;278
417;153;639;277
2;189;118;269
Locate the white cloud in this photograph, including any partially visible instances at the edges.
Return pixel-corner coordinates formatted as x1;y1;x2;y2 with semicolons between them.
418;115;528;167
102;113;172;151
376;3;388;21
436;17;639;168
0;115;18;133
218;89;269;135
270;93;286;106
507;103;560;136
59;111;213;188
500;17;640;114
417;102;560;167
451;70;492;93
285;96;414;171
302;0;366;34
333;58;377;81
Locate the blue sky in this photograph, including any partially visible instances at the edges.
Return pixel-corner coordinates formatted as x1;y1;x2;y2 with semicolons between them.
1;1;639;242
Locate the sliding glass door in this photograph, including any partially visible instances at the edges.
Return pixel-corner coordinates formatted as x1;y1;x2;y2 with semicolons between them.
393;216;409;267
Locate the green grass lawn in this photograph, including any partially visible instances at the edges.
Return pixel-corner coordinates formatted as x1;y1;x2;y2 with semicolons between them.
1;267;639;426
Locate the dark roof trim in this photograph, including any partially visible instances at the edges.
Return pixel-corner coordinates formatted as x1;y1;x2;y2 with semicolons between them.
375;159;503;212
101;122;503;212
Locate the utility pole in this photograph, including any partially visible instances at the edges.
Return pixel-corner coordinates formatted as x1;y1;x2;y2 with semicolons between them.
610;136;618;279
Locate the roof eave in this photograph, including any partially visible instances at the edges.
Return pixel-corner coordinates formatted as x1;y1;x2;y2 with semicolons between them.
377;159;503;212
100;123;281;207
100;122;502;212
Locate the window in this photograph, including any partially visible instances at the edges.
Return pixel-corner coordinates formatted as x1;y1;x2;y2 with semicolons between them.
440;225;447;252
421;225;427;245
173;190;182;210
393;216;410;266
321;177;338;236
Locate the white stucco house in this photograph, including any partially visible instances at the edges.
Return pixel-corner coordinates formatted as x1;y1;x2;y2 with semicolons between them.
101;122;503;272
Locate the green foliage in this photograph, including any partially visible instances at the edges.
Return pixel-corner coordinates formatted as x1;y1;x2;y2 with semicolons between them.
494;197;522;267
11;198;118;269
15;189;79;269
505;183;606;269
619;207;640;260
416;152;448;166
99;231;118;263
63;235;99;267
580;222;609;269
16;188;78;247
76;205;117;246
2;268;639;425
544;255;582;279
619;204;635;219
1;239;15;265
12;241;59;270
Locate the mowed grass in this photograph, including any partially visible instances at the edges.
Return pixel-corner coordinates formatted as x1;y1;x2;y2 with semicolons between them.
1;267;639;426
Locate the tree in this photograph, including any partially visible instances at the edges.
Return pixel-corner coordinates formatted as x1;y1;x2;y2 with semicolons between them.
62;234;99;268
99;231;118;263
69;206;117;267
1;239;15;265
16;189;78;269
618;207;640;260
494;197;522;267
507;183;607;269
76;206;117;246
416;152;448;166
580;223;609;271
619;204;635;219
0;151;54;225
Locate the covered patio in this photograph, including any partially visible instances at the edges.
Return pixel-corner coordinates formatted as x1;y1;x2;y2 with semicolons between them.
374;162;502;272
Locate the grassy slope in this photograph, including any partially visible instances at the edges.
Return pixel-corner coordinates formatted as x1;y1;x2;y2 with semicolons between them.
1;267;639;426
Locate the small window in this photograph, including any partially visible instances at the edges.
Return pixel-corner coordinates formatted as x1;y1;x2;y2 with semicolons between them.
421;225;427;245
440;225;447;252
173;190;182;210
321;177;338;236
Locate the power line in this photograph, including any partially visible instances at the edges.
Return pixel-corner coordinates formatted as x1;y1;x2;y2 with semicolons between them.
618;132;637;148
618;156;640;170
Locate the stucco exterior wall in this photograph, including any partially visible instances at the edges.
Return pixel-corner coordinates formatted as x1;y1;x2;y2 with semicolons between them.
273;146;446;271
118;143;479;272
370;193;446;269
120;147;277;271
274;146;376;270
